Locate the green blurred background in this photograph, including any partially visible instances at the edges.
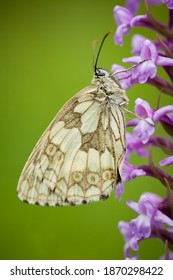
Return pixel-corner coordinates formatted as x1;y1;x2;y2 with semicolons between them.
0;0;171;260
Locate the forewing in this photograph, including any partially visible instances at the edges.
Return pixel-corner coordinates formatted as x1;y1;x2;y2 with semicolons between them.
17;86;126;206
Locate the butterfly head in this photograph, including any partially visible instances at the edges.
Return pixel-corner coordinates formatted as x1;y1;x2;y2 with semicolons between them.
92;67;129;106
92;67;122;90
94;67;109;78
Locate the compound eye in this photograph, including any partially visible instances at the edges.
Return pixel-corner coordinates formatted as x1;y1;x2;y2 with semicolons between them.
96;71;105;77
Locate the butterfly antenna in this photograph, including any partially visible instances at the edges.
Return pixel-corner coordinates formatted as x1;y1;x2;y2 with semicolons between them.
92;39;97;73
94;32;111;74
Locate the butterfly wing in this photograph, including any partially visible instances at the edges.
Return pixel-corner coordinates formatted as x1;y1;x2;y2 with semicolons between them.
17;85;126;206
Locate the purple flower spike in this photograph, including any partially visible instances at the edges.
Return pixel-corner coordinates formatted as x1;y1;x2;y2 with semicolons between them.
123;40;173;83
113;6;134;45
160;155;173;166
113;0;173;259
127;193;173;239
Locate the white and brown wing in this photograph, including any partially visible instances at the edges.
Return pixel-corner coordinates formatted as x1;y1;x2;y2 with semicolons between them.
17;85;126;206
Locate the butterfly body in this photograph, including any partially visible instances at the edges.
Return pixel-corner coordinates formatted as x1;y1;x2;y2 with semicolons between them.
17;68;128;206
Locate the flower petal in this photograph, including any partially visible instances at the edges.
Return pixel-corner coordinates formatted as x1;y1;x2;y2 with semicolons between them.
118;221;132;240
135;98;153;118
130;215;151;238
113;6;133;25
126;118;139;127
114;24;130;45
123;55;141;64
153;105;173;122
126;200;139;213
133;119;155;144
131;34;147;55
137;61;157;83
154;210;173;226
115;182;124;201
159;155;173;166
129;236;139;251
131;15;149;27
141;40;158;61
156;55;173;66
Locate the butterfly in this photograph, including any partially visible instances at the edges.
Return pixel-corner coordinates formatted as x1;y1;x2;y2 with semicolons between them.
17;33;129;206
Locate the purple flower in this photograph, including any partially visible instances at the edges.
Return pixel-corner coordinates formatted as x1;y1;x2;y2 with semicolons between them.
113;6;134;45
127;99;173;144
113;6;149;46
160;155;173;166
127;193;173;239
118;221;139;258
123;39;173;83
127;98;155;144
133;101;155;144
119;193;173;258
121;160;146;182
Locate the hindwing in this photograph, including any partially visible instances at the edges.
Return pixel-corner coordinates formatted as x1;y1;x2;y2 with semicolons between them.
17;85;126;206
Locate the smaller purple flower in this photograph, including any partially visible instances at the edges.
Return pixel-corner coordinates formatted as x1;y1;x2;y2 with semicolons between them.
127;99;173;144
118;221;139;258
127;98;155;144
113;6;134;46
127;193;173;239
123;39;173;83
113;6;151;46
121;160;146;182
160;155;173;166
